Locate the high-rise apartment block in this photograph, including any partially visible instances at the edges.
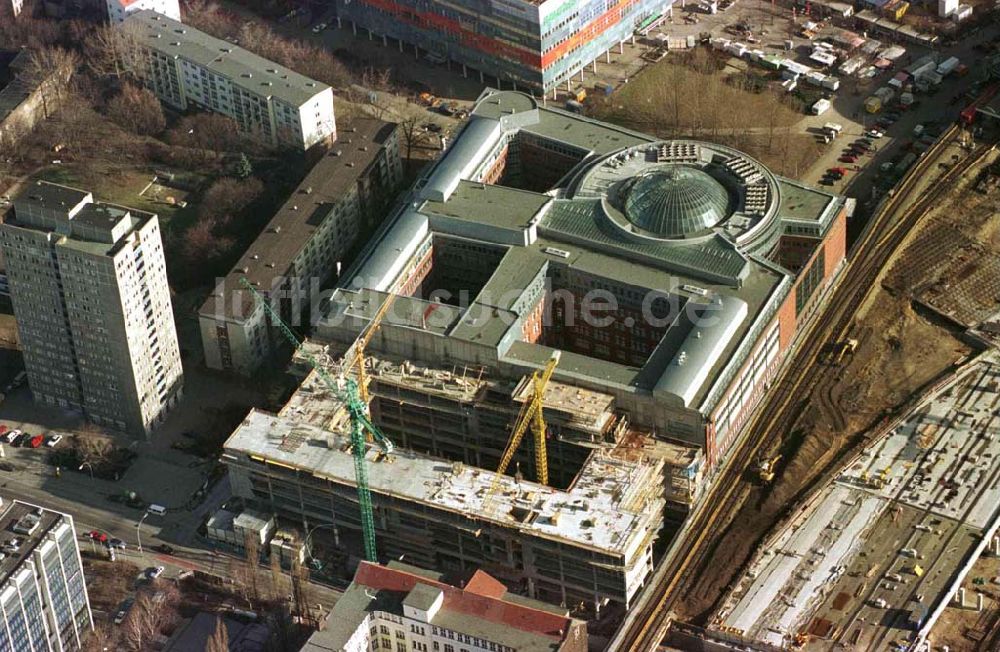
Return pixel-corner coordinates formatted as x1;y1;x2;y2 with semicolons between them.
0;181;183;436
125;11;336;150
0;499;93;651
333;0;674;93
106;0;181;24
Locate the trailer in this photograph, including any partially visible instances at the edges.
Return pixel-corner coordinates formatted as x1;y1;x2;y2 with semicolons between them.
936;56;960;76
812;98;832;115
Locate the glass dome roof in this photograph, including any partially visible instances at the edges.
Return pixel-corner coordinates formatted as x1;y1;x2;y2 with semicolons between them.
623;166;731;238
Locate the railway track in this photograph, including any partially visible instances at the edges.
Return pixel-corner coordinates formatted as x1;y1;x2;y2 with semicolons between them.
611;126;996;651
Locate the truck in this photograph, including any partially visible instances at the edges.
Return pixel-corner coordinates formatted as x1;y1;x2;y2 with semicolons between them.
865;96;883;114
823;122;843;136
936;56;960;77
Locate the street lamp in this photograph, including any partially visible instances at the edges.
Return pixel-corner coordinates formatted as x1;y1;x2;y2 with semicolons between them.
136;510;149;554
79;462;94;480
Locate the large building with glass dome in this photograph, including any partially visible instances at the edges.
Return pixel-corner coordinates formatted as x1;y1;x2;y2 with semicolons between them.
222;88;848;610
310;88;847;467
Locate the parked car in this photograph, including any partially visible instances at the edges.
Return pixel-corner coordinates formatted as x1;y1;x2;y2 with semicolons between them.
154;543;175;555
3;429;20;444
146;566;165;579
311;22;327;33
44;434;62;448
113;599;134;625
28;435;43;449
87;531;108;543
11;433;26;447
819;177;836;186
839;155;857;163
828;167;848;175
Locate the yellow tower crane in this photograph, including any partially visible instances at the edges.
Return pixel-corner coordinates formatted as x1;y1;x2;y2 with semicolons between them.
483;351;561;514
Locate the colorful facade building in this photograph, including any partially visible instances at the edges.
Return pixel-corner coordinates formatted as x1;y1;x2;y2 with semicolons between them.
333;0;675;94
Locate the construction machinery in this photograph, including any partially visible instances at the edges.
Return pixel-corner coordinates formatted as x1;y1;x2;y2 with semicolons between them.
482;351;561;514
822;338;858;365
239;278;393;562
757;454;782;483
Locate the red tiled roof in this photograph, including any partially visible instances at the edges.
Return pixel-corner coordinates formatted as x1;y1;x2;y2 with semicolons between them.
465;570;508;599
354;562;570;640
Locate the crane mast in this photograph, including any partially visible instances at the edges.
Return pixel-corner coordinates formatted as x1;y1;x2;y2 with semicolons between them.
239;278;392;562
483;351;560;514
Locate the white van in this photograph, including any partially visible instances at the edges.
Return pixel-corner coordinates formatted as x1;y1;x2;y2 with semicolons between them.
147;504;167;516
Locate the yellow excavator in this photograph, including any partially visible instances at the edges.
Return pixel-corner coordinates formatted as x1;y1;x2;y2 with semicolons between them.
482;351;561;515
757;454;782;483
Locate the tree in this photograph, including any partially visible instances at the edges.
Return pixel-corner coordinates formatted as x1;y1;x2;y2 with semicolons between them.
84;23;147;82
169;114;245;153
107;83;166;136
398;116;422;162
198;177;263;227
234;153;253;179
20;46;78;119
206;615;229;652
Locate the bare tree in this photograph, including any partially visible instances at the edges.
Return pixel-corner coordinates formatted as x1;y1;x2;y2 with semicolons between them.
107;83;166;136
83;23;147;82
269;546;285;601
206;615;229;652
21;47;78;119
398;116;423;162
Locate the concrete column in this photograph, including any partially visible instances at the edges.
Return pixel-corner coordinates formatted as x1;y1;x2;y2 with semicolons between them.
382;35;387;46
630;35;636;45
977;592;985;611
462;64;467;78
399;39;404;52
512;80;517;91
415;44;420;59
619;42;625;54
480;70;485;83
592;59;597;73
579;68;584;81
368;29;373;41
566;80;571;91
351;21;357;36
959;587;966;606
552;87;558;100
606;49;611;63
336;17;342;28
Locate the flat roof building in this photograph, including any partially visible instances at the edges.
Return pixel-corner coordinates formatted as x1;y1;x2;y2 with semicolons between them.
0;499;93;651
222;89;846;613
0;180;183;435
302;561;587;652
125;11;335;150
198;118;403;374
106;0;180;23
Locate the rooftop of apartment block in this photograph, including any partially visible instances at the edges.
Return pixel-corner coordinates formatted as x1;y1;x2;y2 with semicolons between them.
126;10;331;106
200;118;399;322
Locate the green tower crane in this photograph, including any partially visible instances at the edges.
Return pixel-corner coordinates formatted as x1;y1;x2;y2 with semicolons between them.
239;278;393;562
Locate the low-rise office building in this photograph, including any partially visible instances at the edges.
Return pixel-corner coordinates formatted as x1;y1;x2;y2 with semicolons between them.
303;561;587;652
199;118;402;374
125;10;336;150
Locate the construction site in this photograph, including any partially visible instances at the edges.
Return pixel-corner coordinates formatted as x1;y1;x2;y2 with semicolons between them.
216;86;851;620
713;352;1000;650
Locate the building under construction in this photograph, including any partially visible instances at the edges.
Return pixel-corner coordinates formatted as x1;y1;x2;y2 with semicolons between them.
222;88;846;612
